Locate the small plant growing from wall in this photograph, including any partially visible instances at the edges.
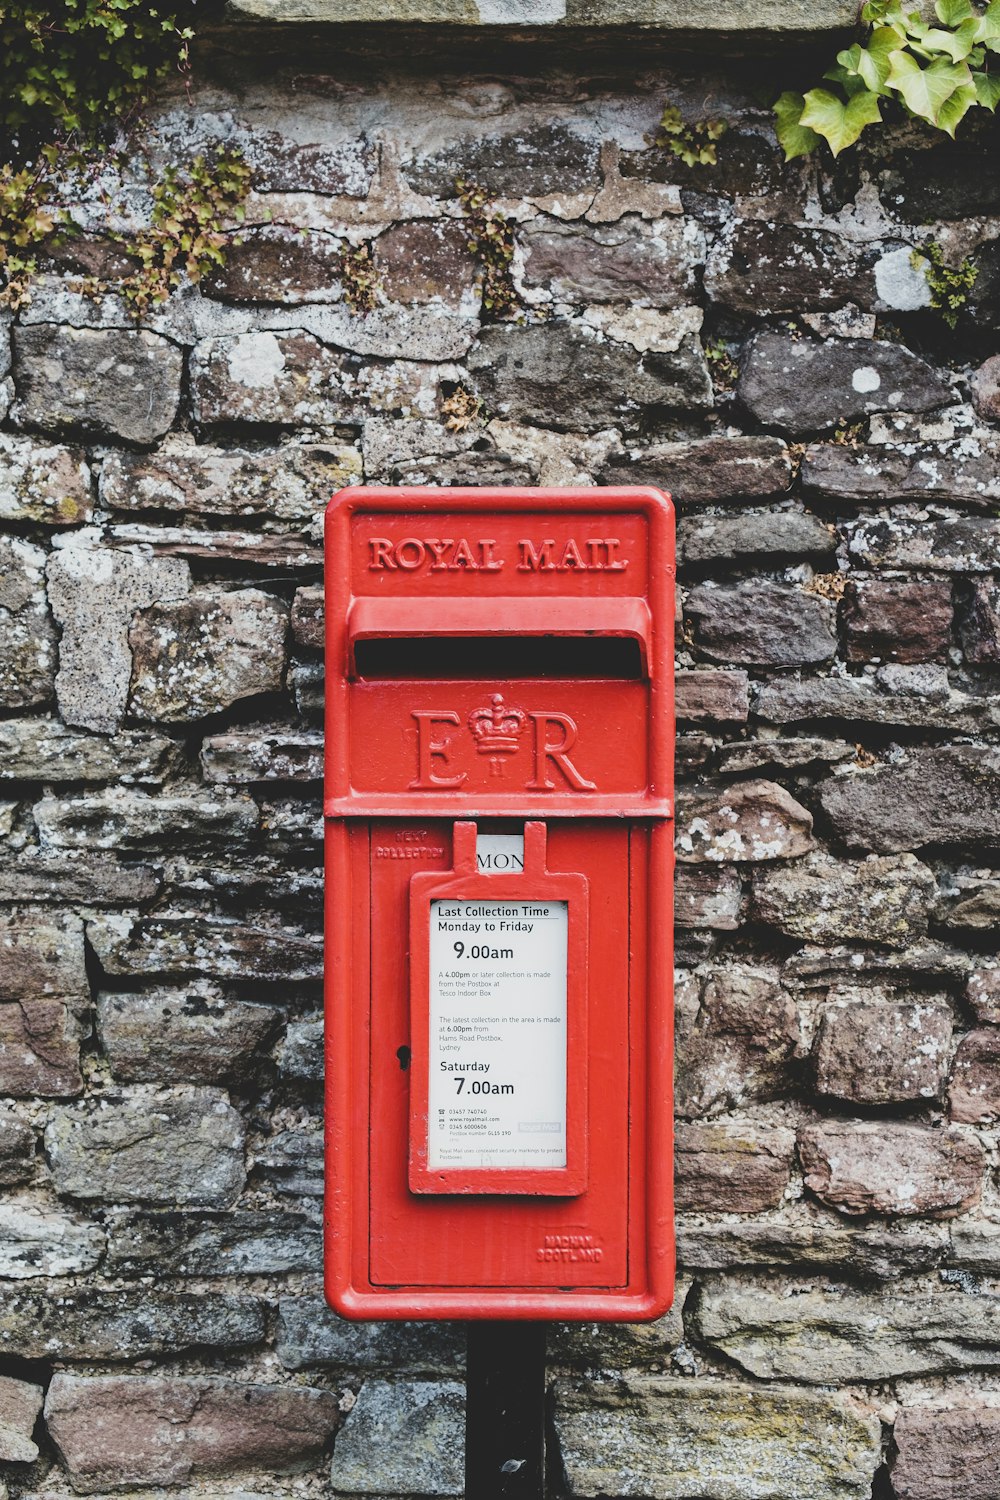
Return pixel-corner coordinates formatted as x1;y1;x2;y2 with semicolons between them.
655;104;728;166
911;238;980;325
456;177;520;321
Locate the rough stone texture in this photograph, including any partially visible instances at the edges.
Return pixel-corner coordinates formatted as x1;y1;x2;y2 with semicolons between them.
968;968;1000;1025
329;1379;464;1496
35;788;259;854
971;355;1000;422
0;911;88;1001
96;989;280;1084
893;1401;1000;1500
0;997;84;1097
679;508;835;567
677;779;813;863
201;728;323;783
555;1376;881;1500
0;536;58;709
675;1122;795;1213
819;747;1000;854
45;1373;340;1492
799;1121;985;1217
0;1375;43;1464
105;1209;321;1276
707;222;876;315
46;540;191;733
128;588;289;722
675;669;749;723
675;866;742;931
600;434;791;503
814;991;952;1105
0;1286;264;1360
0;432;91;525
845;513;1000;573
0;1203;104;1279
0;853;159;906
276;1016;324;1081
949;1030;1000;1124
232;1;861;33
686;581;836;666
45;1087;246;1206
678;1207;946;1280
0;719;176;783
802;439;1000;509
277;1298;464;1372
738;332;950;433
87;913;321;982
676;968;798;1117
960;581;1000;665
13;326;182;443
522;217;700;307
0;1114;35;1187
843;580;953;664
205;225;347;304
752;852;935;948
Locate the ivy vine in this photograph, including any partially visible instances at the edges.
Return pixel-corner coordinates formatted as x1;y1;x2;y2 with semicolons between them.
776;0;1000;158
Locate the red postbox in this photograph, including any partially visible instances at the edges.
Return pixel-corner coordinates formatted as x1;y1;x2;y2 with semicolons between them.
324;486;675;1320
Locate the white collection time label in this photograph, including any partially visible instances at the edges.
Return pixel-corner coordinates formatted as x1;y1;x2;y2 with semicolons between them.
427;897;568;1171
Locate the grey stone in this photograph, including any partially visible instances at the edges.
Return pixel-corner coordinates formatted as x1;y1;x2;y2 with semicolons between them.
754;672;999;733
942;882;1000;933
242;130;376;196
675;1121;795;1213
0;536;57;709
0;1113;34;1187
694;1277;1000;1383
0;1203;104;1279
97;989;280;1084
87;914;322;983
0;1286;264;1360
717;738;854;774
554;1375;881;1500
277;1296;464;1371
291;658;324;719
676;967;798;1117
0;853;159;906
291;585;324;649
600;434;791;503
738;332;950;433
799;1120;984;1217
190;332;364;428
0;997;83;1097
36;788;259;855
468;322;711;433
47;539;191;733
403;124;602;199
707;222;876;315
675;866;742;931
105;1209;321;1275
802;439;1000;508
0;719;176;784
677;779;814;863
45;1086;246;1206
45;1372;339;1492
255;1128;323;1195
961;581;1000;665
100;438;361;520
675;669;749;724
893;1400;1000;1500
522;217;700;308
329;1379;464;1497
950;1219;1000;1274
815;991;952;1104
128;588;289;722
843;579;953;663
201;729;323;783
107;519;323;570
276;1016;324;1082
0;1375;43;1464
550;1300;687;1369
679;508;835;566
949;1030;1000;1124
0;432;92;525
968;967;1000;1025
686;581;836;666
752;851;935;948
844;513;1000;572
13;326;182;444
819;747;1000;854
0;911;88;1001
678;1206;946;1279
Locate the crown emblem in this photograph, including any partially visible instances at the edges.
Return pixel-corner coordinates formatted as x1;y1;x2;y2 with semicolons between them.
468;694;527;777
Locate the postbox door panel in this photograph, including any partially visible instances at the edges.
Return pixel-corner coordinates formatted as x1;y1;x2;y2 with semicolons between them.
365;819;635;1289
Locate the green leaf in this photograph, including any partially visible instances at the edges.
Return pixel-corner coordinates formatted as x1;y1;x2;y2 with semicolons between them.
936;78;978;131
935;0;973;23
856;28;898;89
921;19;980;60
799;84;883;153
885;48;972;122
773;90;823;159
973;68;1000;107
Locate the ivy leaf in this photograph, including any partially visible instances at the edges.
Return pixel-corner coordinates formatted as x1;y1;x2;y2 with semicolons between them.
799;85;883;154
921;19;981;61
973;68;1000;107
935;0;973;22
856;27;898;89
773;91;823;159
936;78;978;131
885;48;973;122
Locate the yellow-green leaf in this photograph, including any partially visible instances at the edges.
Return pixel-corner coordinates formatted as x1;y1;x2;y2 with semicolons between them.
885;48;972;122
799;85;883;154
972;68;1000;107
936;0;973;23
773;91;823;159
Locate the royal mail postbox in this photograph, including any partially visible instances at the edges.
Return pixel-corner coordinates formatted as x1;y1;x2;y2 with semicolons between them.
324;486;675;1320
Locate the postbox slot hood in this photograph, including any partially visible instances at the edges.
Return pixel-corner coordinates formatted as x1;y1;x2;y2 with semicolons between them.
347;597;651;679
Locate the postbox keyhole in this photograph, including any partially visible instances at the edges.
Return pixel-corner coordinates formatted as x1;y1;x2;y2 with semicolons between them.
396;1045;411;1071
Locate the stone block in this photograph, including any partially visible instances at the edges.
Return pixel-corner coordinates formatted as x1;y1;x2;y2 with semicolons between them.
0;1286;264;1360
276;1296;464;1372
799;1120;984;1217
0;719;176;784
97;989;280;1085
402;124;602;200
718;738;854;775
893;1400;1000;1500
802;439;1000;508
276;1016;324;1082
815;991;952;1105
942;882;1000;934
678;1205;946;1279
707;222;876;315
0;1113;34;1186
128;588;289;722
599;434;791;504
960;580;1000;665
554;1375;880;1500
0;853;159;906
0;536;57;709
374;219;477;306
291;584;324;649
971;354;1000;422
46;539;191;733
243;130;376;196
679;509;835;567
818;747;1000;854
845;514;1000;573
329;1378;464;1496
0;911;88;1001
949;1030;1000;1123
190;332;364;427
13;326;181;444
0;1375;43;1464
45;1373;339;1492
550;1299;687;1369
738;332;950;433
105;1209;321;1276
675;866;742;931
675;1121;795;1212
677;779;813;863
87;914;322;983
45;1086;246;1206
0;998;83;1097
36;788;259;855
843;580;953;664
0;432;91;525
685;581;836;666
468;322;711;433
753;851;935;948
255;1128;323;1195
676;967;798;1117
754;671;994;733
968;968;1000;1025
522;217;701;308
205;225;345;303
0;1203;104;1279
200;729;323;783
675;669;749;724
107;519;323;570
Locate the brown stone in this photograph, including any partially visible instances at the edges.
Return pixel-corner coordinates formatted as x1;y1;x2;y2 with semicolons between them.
675;669;749;724
0;1112;34;1186
893;1401;1000;1500
819;747;1000;855
677;779;814;863
0;912;87;1002
45;1373;340;1492
802;440;1000;509
599;435;791;504
0;720;176;784
676;968;798;1118
706;222;876;315
97;989;280;1085
814;991;952;1105
968;968;1000;1024
375;219;476;306
0;999;83;1097
291;584;324;649
685;581;836;667
521;217;699;308
843;580;953;664
204;225;345;303
0;854;159;906
675;866;742;931
718;738;854;775
0;1374;43;1463
0;536;57;710
190;332;364;428
971;354;1000;422
87;914;322;983
943;881;1000;934
949;1030;1000;1123
799;1121;984;1217
960;580;1000;665
675;1122;795;1212
108;521;323;570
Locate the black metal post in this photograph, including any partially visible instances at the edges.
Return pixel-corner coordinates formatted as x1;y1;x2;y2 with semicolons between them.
466;1321;547;1499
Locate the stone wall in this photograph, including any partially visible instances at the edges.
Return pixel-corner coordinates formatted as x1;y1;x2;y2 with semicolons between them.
1;17;1000;1500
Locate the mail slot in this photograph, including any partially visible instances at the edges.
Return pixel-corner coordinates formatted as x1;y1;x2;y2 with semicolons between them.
324;486;675;1320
